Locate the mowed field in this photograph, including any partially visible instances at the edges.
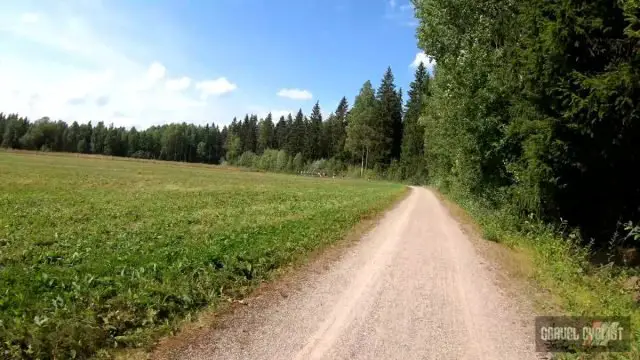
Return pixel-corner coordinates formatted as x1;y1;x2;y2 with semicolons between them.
0;151;405;359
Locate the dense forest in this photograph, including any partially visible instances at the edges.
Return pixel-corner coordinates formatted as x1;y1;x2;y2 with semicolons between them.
0;65;429;182
414;0;640;246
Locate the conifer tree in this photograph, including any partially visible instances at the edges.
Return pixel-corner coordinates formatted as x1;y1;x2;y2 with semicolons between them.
286;110;306;157
328;97;349;159
375;67;403;164
305;102;323;160
401;62;430;164
257;113;275;154
275;115;288;149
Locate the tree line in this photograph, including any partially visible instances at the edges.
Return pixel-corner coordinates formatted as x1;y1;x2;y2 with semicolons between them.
414;0;640;245
7;0;636;248
0;64;431;181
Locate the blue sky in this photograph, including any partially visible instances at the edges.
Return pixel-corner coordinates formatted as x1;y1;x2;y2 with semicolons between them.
0;0;432;129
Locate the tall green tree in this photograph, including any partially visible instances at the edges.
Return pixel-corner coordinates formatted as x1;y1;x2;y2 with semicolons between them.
286;109;306;156
0;113;5;140
326;97;349;159
415;0;640;243
400;62;430;179
257;113;275;154
375;67;403;164
275;115;288;149
90;122;106;154
1;114;29;149
239;115;258;153
345;81;379;175
305;102;323;160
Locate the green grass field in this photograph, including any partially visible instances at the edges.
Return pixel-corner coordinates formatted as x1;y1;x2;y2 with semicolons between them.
0;151;405;359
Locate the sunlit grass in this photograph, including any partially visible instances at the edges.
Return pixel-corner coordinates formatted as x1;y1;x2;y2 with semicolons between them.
443;190;640;360
0;151;405;359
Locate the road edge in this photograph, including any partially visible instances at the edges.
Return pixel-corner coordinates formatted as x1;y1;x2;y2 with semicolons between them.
114;187;412;360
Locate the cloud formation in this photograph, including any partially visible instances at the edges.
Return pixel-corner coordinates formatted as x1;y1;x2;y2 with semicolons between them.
277;88;313;100
385;0;417;27
147;62;166;82
0;4;239;129
165;77;192;91
196;78;238;98
95;95;110;107
410;52;436;73
20;13;40;23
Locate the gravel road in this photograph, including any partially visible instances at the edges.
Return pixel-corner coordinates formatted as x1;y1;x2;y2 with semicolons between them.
163;187;538;360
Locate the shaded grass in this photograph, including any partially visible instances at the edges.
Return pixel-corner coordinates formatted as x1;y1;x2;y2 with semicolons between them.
437;188;640;359
0;151;405;359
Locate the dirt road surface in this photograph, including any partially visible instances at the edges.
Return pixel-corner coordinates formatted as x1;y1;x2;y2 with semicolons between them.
163;187;538;360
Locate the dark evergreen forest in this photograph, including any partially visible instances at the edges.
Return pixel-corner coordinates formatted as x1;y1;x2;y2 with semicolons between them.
414;0;640;246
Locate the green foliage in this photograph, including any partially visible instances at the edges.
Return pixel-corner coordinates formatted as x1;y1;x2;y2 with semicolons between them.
292;152;304;173
399;62;432;185
1;114;29;149
324;97;349;160
236;151;258;168
415;0;640;244
285;110;307;157
401;62;430;166
257;113;275;155
441;187;640;359
415;0;640;354
274;115;288;150
304;102;323;160
345;80;379;173
0;68;415;183
224;134;242;162
375;67;404;163
0;152;405;359
275;149;289;172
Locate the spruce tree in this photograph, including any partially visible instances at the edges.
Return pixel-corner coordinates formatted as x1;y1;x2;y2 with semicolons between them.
321;114;333;159
248;115;258;153
287;110;306;156
401;62;430;164
275;115;288;149
329;97;349;159
240;115;250;153
375;67;403;164
257;113;275;154
305;102;323;160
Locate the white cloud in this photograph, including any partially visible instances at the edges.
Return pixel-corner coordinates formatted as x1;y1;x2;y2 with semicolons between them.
95;95;110;107
277;88;313;100
20;13;40;23
400;3;413;11
195;78;237;98
165;76;191;91
147;62;166;81
271;110;293;119
410;52;436;73
385;0;417;27
0;4;242;129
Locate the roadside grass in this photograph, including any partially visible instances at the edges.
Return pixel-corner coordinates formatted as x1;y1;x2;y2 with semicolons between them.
438;189;640;359
0;151;406;359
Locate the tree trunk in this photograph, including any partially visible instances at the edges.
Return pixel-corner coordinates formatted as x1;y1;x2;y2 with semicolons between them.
365;146;369;178
360;148;365;177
